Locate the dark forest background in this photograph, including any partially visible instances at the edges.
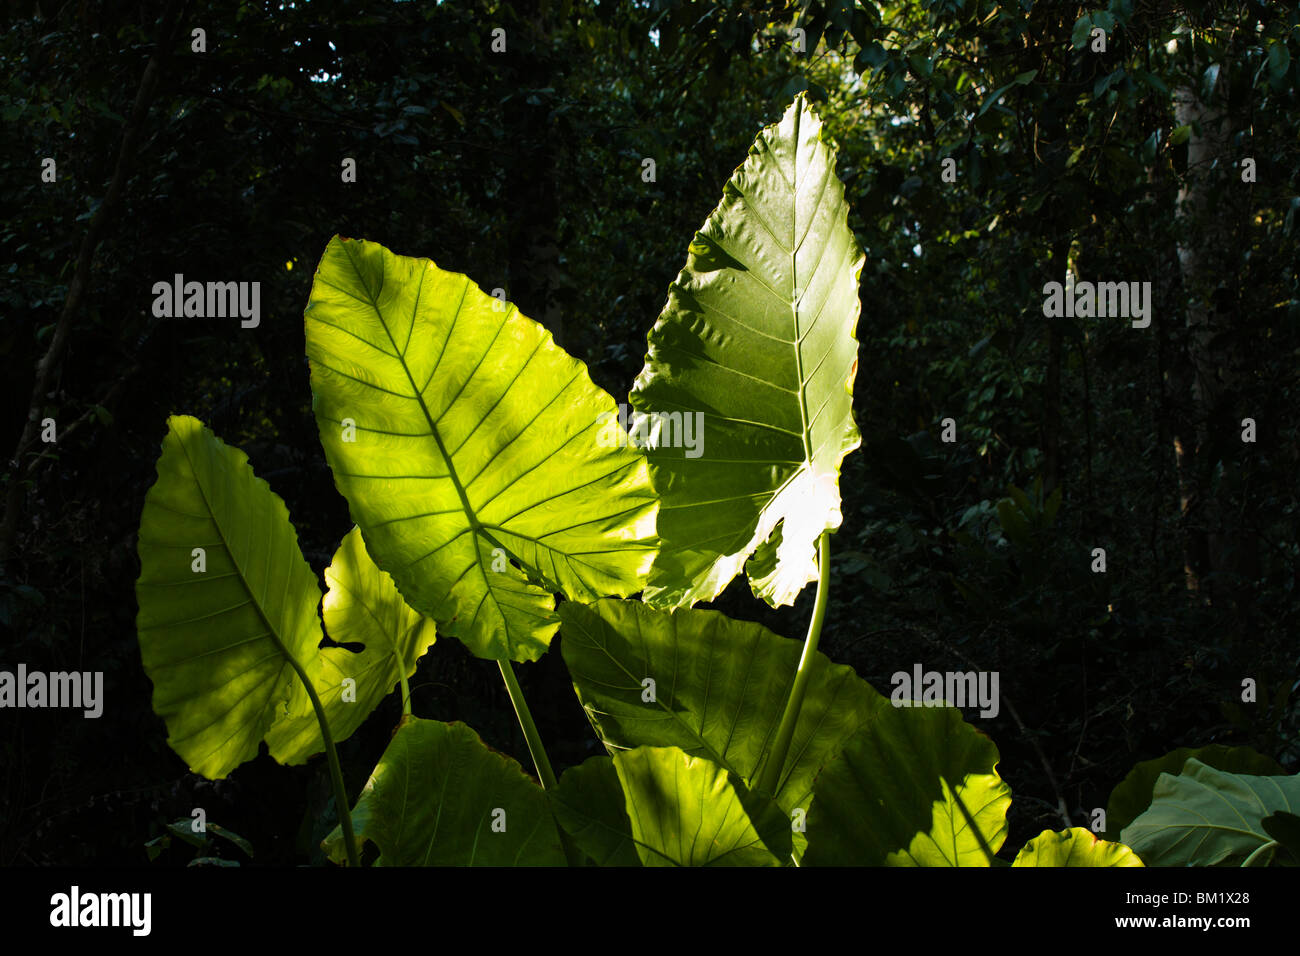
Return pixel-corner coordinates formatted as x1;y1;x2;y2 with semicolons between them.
1;0;1297;865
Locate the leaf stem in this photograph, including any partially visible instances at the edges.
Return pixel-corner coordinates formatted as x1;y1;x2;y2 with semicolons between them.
1241;840;1277;867
398;657;413;717
497;659;558;789
496;658;582;866
757;531;832;797
285;654;359;867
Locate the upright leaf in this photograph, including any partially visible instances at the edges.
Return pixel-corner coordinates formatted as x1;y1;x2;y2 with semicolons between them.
265;526;437;764
550;746;791;866
630;93;863;609
136;415;325;779
304;236;658;662
322;718;565;866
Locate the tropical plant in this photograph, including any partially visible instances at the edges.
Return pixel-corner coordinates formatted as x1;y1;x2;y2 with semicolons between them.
134;94;1291;866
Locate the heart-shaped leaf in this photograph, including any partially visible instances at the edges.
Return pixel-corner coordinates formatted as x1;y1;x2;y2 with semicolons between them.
265;526;437;764
1012;827;1144;867
630;93;863;610
559;598;886;854
304;236;658;662
1121;759;1300;866
323;717;565;865
804;703;1010;866
550;746;791;866
136;415;325;779
1104;744;1284;841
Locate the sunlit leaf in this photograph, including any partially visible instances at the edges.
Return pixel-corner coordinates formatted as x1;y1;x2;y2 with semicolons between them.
136;415;325;779
265;526;436;764
630;93;862;610
304;236;658;662
1012;827;1143;867
551;746;791;866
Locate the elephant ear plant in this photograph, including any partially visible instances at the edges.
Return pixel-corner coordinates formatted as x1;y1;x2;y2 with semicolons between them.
137;94;1157;866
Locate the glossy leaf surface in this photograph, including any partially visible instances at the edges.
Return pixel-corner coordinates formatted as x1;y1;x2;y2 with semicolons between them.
630;94;863;609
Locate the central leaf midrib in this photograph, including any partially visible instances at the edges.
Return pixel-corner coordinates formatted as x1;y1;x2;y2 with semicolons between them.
784;107;815;472
175;425;310;760
355;255;480;533
334;244;532;650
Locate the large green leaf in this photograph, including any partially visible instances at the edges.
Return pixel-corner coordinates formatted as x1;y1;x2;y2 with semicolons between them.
323;717;565;865
803;703;1011;866
1012;828;1144;867
1104;744;1285;841
135;415;325;779
550;746;791;866
265;526;437;764
1120;758;1300;866
304;236;658;662
559;598;886;852
630;92;863;610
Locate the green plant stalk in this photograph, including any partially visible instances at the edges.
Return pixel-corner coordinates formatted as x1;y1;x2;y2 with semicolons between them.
285;653;359;867
1240;841;1277;867
398;653;412;717
497;660;558;789
496;659;583;866
757;531;832;797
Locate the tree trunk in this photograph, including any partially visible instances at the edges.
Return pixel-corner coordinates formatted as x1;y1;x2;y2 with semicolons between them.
1171;50;1257;609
